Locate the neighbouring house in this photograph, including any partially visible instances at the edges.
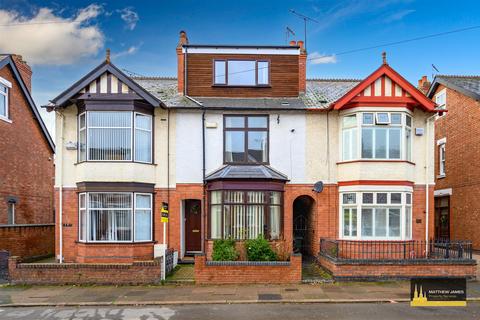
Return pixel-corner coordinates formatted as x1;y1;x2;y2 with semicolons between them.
45;31;475;280
0;55;56;264
427;75;480;250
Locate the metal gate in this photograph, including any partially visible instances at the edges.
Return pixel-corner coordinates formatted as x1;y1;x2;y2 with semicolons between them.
0;250;9;281
293;215;309;254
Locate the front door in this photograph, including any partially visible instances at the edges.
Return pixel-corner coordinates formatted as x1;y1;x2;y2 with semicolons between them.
434;196;450;240
185;199;202;252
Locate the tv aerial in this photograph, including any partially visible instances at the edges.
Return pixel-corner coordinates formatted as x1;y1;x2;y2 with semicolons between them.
289;9;319;51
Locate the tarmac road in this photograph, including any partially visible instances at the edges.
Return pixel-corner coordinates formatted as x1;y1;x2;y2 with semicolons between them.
0;302;479;320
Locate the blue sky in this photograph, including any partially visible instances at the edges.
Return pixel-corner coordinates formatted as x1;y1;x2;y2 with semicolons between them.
1;0;479;132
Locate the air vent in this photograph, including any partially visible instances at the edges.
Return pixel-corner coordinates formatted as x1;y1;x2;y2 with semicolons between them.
281;101;290;106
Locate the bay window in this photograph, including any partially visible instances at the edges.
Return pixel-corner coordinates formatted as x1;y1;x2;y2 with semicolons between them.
78;192;152;243
78;111;152;163
341;111;412;161
214;59;270;86
224;115;268;164
209;190;282;240
340;191;412;240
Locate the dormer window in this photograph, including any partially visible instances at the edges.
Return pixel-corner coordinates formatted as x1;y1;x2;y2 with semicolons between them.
214;59;270;86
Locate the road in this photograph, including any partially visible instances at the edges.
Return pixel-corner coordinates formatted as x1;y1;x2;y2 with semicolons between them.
0;303;479;320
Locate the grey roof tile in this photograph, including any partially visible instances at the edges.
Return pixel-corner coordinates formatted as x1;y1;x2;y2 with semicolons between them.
434;75;480;100
205;165;289;181
133;77;360;110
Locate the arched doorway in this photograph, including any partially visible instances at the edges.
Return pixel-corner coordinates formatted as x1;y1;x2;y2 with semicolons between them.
293;195;314;256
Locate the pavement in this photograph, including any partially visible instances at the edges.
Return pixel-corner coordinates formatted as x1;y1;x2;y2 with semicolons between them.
0;303;479;320
1;281;480;307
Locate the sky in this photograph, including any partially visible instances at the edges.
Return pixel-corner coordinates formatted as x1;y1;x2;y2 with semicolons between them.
1;0;479;134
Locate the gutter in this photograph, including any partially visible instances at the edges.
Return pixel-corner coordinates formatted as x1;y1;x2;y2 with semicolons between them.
55;110;65;263
424;112;437;253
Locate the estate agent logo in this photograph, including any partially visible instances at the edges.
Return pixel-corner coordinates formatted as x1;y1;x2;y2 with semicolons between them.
410;278;466;307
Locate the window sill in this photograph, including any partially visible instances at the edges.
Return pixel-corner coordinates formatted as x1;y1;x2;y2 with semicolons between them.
75;241;157;245
437;174;446;179
212;84;271;88
74;161;157;166
0;116;12;124
337;159;415;165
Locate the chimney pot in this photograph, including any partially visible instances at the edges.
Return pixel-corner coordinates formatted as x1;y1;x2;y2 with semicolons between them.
297;40;304;49
417;75;431;94
289;40;297;46
178;30;189;46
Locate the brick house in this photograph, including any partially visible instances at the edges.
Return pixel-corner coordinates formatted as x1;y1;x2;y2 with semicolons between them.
48;31;444;276
427;75;480;250
0;55;55;261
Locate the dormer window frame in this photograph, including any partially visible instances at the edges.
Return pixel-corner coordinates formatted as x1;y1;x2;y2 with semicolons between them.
213;58;271;87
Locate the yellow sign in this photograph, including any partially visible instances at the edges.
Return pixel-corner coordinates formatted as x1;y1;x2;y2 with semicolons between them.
161;202;169;223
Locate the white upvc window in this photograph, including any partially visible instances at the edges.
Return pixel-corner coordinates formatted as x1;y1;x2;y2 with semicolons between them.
435;89;446;110
78;111;152;163
341;111;412;161
7;202;15;225
78;192;152;243
439;142;446;176
0;76;12;121
340;191;413;240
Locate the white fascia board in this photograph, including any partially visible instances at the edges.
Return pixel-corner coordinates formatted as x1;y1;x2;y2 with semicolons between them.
339;185;414;193
182;47;300;55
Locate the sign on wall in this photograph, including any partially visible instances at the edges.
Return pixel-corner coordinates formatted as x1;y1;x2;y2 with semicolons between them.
410;278;466;307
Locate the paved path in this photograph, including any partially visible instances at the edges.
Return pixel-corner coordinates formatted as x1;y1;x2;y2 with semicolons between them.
0;303;478;320
1;281;479;306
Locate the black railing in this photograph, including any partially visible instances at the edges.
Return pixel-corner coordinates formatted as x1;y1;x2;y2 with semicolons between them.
320;238;473;262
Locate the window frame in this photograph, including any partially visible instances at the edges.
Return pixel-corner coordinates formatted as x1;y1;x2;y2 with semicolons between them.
439;142;446;177
78;110;153;164
208;189;283;241
78;192;153;243
213;59;271;87
339;191;413;240
435;89;447;110
341;111;413;162
7;202;15;225
0;76;12;122
223;115;269;165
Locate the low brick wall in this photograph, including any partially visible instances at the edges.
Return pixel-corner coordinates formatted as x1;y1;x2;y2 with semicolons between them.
319;255;477;281
8;256;163;285
0;224;54;260
195;254;302;284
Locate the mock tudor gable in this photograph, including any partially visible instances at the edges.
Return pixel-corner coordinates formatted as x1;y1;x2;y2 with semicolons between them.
332;59;436;111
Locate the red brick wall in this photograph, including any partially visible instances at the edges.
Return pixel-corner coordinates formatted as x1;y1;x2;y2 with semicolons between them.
433;84;480;249
0;225;54;259
195;254;302;284
319;255;476;280
8;256;162;285
0;65;54;226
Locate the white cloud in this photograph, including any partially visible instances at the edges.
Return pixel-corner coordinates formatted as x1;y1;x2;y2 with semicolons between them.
383;9;415;23
111;45;140;59
308;52;337;64
117;7;139;30
0;5;104;65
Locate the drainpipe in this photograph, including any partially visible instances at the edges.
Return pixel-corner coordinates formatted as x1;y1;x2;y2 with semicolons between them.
425;112;437;254
55;109;65;263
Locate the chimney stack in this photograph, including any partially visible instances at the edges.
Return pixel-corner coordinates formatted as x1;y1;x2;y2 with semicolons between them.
297;41;306;94
11;55;32;92
177;30;189;95
417;75;431;95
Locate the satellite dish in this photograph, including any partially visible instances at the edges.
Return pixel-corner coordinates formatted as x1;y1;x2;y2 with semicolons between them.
313;181;324;193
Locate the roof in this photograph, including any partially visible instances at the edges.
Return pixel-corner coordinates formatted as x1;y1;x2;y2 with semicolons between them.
50;61;163;108
332;63;436;112
427;75;480;101
0;55;55;152
205;165;289;181
133;76;359;110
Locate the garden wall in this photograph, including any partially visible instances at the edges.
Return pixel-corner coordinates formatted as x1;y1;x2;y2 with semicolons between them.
319;255;477;281
195;254;302;284
8;256;163;285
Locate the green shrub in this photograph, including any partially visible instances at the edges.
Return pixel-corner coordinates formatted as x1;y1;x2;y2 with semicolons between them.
212;239;239;261
245;236;278;261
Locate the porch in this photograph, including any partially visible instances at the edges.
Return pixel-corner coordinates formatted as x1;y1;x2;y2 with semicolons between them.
319;238;477;280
